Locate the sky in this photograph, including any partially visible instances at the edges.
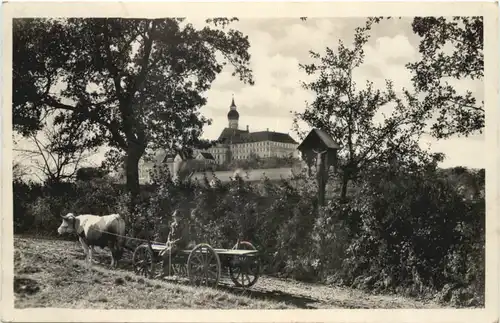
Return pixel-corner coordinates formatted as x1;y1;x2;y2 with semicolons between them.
13;17;485;178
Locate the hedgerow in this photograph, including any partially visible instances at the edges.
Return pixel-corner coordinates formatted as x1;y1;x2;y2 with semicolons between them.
12;164;484;306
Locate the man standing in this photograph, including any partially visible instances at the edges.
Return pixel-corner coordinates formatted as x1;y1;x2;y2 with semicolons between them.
159;209;196;278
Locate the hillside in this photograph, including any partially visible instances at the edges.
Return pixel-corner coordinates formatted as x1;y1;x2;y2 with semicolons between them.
14;236;442;309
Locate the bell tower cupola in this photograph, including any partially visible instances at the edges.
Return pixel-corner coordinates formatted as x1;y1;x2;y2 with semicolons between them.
227;94;239;129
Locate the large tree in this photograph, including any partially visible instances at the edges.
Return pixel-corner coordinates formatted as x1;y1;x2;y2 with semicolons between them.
364;16;484;139
408;16;483;139
13;18;254;202
293;21;438;200
299;16;484;139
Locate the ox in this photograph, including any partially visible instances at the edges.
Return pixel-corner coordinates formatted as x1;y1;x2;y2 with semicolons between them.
57;213;126;268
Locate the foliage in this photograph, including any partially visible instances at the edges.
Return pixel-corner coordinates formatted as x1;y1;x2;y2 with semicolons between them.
14;162;485;306
141;159;320;276
334;164;484;306
14;181;75;234
293;19;430;199
75;166;110;181
13;17;254;198
408;16;483;138
13;125;96;183
172;159;216;182
224;153;299;171
14;178;124;234
13;179;43;233
365;16;484;139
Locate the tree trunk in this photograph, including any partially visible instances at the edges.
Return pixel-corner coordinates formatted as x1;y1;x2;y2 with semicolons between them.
316;152;328;206
340;172;349;202
126;142;145;211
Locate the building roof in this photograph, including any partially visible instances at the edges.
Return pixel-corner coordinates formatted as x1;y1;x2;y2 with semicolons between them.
227;109;239;120
217;127;298;145
159;149;192;162
217;127;249;143
297;128;341;152
227;96;239;120
249;131;298;144
198;152;215;160
150;149;169;164
174;150;191;160
313;129;341;149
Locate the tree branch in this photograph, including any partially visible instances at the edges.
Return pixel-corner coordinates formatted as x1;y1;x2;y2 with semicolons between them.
130;20;157;99
30;134;55;179
42;95;128;150
102;25;126;106
445;97;484;111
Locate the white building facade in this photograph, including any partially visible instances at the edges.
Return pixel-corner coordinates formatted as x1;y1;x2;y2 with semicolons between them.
207;97;299;165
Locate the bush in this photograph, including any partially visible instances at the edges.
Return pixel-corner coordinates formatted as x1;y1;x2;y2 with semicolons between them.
75;167;109;181
13;162;484;306
15;178;129;236
70;178;124;215
215;153;300;171
143;162;322;279
332;166;485;305
13;180;43;233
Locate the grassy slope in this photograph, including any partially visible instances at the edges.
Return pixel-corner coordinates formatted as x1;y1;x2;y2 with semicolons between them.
14;236;442;309
14;236;288;309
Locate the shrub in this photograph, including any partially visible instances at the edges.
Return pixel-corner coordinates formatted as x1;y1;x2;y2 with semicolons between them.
13;180;43;233
75;167;109;181
13;161;484;306
16;178;128;236
334;165;485;305
69;178;124;215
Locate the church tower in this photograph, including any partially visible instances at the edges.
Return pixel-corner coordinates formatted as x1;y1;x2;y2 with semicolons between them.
227;95;239;129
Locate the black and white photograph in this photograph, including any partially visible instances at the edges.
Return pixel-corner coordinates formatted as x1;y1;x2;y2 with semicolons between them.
2;1;498;322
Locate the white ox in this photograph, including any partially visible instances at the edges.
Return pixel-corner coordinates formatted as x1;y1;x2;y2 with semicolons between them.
57;213;126;268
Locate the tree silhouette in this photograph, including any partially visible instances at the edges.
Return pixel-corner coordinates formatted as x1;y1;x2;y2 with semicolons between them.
294;20;440;199
13;17;254;205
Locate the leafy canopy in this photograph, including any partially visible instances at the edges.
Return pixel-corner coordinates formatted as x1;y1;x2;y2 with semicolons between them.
408;16;483;138
366;16;484;139
293;20;439;196
13;18;254;165
299;16;484;139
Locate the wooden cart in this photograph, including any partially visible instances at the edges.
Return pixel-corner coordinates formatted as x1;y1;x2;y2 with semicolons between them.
132;240;260;288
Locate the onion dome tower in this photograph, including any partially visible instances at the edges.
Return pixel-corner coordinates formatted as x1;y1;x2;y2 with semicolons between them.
227;95;239;129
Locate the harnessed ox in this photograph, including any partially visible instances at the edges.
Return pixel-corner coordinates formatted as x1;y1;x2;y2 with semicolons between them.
57;213;126;268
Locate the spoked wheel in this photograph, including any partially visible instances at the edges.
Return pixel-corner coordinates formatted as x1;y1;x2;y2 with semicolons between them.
166;263;187;277
132;245;155;279
229;241;260;288
187;243;221;288
174;264;188;276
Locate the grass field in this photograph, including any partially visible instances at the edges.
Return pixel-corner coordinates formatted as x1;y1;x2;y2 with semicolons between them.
14;236;442;309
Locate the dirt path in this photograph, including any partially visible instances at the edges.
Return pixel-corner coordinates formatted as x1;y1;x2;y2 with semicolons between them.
13;236;441;309
235;276;440;309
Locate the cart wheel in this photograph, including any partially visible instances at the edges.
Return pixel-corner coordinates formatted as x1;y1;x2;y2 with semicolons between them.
166;263;187;277
187;243;221;288
174;264;188;276
229;241;260;288
132;245;155;279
